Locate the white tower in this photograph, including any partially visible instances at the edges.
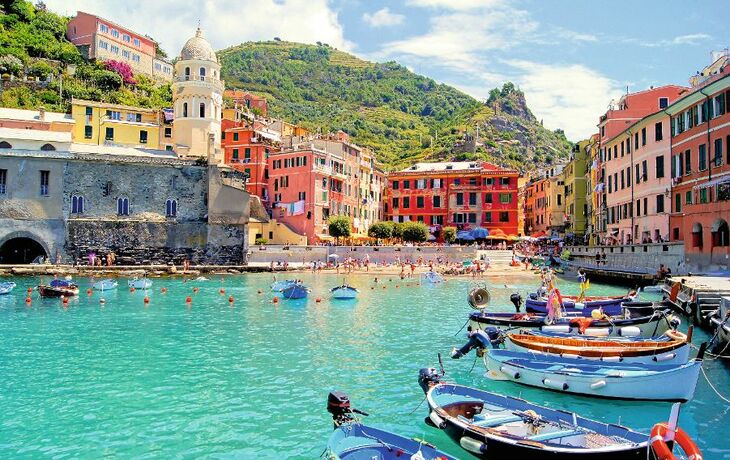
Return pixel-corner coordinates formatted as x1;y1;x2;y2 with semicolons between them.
172;28;223;161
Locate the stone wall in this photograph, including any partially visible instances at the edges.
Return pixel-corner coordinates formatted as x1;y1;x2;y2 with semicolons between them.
565;242;686;274
247;245;478;266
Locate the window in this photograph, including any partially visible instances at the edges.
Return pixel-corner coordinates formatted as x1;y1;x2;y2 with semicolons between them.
98;40;108;50
469;192;477;206
656;195;664;213
132;54;140;63
164;127;172;138
121;50;130;59
392;197;399;209
403;180;410;189
69;195;84;214
416;179;426;189
636;199;641;216
123;33;130;42
403;197;410;208
699;144;707;171
231;148;239;160
634;132;639;149
111;29;119;37
557;194;562;206
431;178;441;189
620;170;625;189
106;110;121;120
699;188;708;204
99;23;109;33
685;190;692;205
656;155;665;178
0;169;6;194
484;212;492;223
185;67;190;79
714;94;725;118
233;132;239;141
182;103;188;118
105;127;114;140
675;193;681;213
500;177;510;186
642;160;648;181
133;38;140;47
484;177;494;186
626;166;632;187
245;148;251;160
84;125;93;139
38;170;50;196
484;193;493;204
199;67;206;80
499;193;511;204
298;192;306;201
468;213;477;224
110;45;119;54
469;177;477;186
499;212;509;222
456;193;463;205
117;197;129;215
685;149;691;174
655;121;663;141
659;97;668;109
417;196;424;208
641;127;646;146
714;138;723;167
199;102;205;118
392;180;399;190
166;199;177;217
139;130;148;144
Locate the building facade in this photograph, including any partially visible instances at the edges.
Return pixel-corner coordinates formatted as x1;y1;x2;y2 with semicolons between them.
224;90;268;116
70;99;161;148
66;11;172;81
564;141;589;240
385;161;519;237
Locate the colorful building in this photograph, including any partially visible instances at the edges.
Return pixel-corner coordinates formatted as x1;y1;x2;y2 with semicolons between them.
66;11;172;81
564;141;589;241
70;99;161;148
585;134;602;245
668;70;730;269
384;161;520;237
0;107;74;133
224;90;268;116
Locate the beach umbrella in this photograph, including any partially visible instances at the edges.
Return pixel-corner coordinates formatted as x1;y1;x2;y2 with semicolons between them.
470;227;489;239
328;254;340;259
457;231;475;241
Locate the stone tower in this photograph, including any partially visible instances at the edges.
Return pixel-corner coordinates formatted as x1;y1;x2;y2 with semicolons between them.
172;28;223;162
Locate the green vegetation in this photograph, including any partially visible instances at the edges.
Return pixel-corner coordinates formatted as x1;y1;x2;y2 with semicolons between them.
328;215;352;242
254;237;268;245
368;221;392;240
442;226;457;244
219;41;572;170
401;221;428;243
0;0;171;111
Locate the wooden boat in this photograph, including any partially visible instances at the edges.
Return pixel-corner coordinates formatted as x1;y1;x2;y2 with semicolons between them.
93;279;118;291
282;283;309;299
709;297;730;355
38;279;79;297
504;328;692;365
484;346;705;401
325;391;456;460
271;279;296;292
468;309;678;338
128;277;152;289
0;282;16;295
418;368;650;459
525;295;634;316
330;285;358;300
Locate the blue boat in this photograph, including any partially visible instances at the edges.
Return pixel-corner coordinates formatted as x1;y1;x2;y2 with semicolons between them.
282;282;310;299
93;279;118;291
0;282;16;295
525;295;629;316
331;285;358;300
422;271;444;284
325;391;456;460
418;368;650;459
271;279;297;292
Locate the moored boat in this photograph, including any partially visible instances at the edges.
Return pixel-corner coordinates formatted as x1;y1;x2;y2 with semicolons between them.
271;279;297;292
93;279;118;291
525;294;633;316
422;271;444;284
418;368;650;459
331;285;358;300
282;282;310;299
325;391;456;460
128;277;152;289
484;346;705;401
38;279;79;297
0;282;16;295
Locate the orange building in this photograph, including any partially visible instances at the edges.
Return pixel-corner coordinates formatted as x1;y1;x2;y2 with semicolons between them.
224;90;268;116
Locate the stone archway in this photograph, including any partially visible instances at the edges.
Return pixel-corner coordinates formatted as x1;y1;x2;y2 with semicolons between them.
0;231;50;264
712;219;729;247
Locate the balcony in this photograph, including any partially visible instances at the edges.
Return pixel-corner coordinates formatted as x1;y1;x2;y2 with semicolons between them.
172;74;224;91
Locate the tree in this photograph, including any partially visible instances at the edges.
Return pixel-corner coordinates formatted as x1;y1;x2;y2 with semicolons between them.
0;54;22;75
368;221;392;240
328;215;352;243
402;221;428;243
104;59;136;85
388;221;404;240
442;226;457;244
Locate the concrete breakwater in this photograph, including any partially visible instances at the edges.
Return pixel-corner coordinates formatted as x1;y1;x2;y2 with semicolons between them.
565;242;686;276
247;245;479;266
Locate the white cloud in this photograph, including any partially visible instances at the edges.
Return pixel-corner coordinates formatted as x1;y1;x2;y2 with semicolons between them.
43;0;352;57
670;33;711;45
362;7;404;27
406;0;503;10
632;33;712;48
504;60;624;140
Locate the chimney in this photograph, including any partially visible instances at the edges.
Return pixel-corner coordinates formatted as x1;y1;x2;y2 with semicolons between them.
39;107;46;121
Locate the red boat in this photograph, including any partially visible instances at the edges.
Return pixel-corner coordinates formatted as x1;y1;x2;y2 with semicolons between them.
38;280;79;297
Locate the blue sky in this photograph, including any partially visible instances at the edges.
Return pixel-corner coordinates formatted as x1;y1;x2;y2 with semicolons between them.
46;0;728;140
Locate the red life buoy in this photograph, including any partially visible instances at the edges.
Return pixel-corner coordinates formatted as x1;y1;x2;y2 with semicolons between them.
650;423;702;460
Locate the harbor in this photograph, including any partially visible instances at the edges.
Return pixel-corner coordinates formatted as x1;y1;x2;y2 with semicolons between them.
0;269;728;458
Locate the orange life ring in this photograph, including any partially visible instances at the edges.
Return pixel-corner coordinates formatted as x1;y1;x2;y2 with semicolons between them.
650;422;702;460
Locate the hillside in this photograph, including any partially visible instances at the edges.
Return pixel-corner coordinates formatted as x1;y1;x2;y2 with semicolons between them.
219;41;572;170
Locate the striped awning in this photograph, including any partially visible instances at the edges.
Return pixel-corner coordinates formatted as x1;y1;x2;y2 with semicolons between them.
693;174;730;190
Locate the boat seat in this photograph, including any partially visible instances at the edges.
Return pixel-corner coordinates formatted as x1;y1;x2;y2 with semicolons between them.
529;429;583;442
471;413;523;427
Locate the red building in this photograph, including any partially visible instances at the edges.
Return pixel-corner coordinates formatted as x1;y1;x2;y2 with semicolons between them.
668;69;730;269
384;162;520;237
224;90;268;116
221;118;279;201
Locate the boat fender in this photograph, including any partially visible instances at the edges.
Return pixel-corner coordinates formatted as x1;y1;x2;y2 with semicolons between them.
584;327;610;337
542;378;569;391
429;411;447;429
541;325;571;333
600;356;622;362
561;353;579;360
650;422;703;460
459;436;487;454
500;365;520;380
653;353;676;362
619;326;641;337
590;380;607;390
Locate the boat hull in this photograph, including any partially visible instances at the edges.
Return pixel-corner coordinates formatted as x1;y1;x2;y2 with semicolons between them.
128;279;152;289
526;297;626;316
331;286;358;299
282;284;309;299
0;282;16;295
38;285;79;297
93;280;118;291
271;280;296;292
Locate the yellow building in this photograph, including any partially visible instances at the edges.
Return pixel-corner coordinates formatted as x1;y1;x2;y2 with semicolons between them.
71;99;161;148
564;140;589;241
545;171;566;234
586;134;601;245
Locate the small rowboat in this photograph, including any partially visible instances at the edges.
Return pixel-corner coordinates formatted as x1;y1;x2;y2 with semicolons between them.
504;328;692;365
39;279;79;297
484;346;706;401
128;277;152;289
526;295;634;316
93;279;118;291
325;391;456;460
331;285;358;300
418;368;650;459
271;279;297;292
282;283;310;299
0;282;16;295
422;271;444;284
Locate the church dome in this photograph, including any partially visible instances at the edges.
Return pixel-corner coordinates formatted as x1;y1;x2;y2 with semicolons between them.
180;28;217;62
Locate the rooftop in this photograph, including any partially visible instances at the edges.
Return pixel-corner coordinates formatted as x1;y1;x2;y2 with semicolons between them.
394;161;517;174
0;107;74;124
0;127;72;142
72;98;158;113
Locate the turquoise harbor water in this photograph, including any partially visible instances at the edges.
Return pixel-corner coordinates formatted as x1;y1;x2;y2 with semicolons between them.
0;273;728;459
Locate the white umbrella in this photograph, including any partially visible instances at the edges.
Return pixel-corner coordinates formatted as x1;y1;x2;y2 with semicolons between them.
328;254;340;259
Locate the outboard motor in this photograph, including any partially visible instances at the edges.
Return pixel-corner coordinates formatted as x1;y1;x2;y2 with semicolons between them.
452;328;504;359
327;391;369;427
510;292;523;312
528;292;539;301
418;367;442;394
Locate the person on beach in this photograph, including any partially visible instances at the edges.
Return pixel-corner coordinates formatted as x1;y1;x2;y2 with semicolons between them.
400;265;405;280
409;263;415;278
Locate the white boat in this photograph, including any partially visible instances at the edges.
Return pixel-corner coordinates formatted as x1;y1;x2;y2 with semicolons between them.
271;279;297;292
0;282;16;295
93;279;118;291
484;347;705;402
128;278;152;289
422;271;444;284
331;285;358;300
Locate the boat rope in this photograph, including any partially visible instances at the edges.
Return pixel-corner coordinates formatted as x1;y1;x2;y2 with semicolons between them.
700;365;730;404
408;394;428;416
468;352;478;373
690;340;730;359
454;317;470;336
